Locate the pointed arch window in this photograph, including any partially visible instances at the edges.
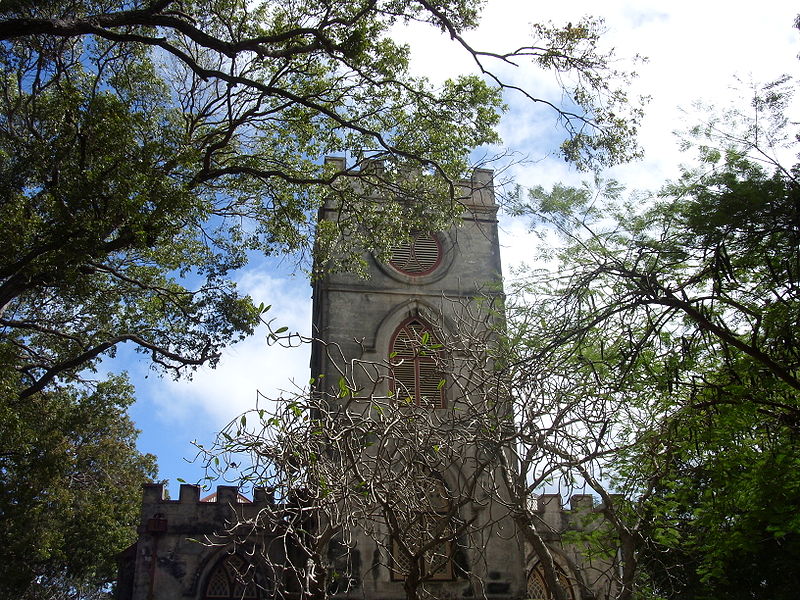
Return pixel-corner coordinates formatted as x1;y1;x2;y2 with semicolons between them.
203;554;261;600
526;562;576;600
389;318;446;409
390;475;455;581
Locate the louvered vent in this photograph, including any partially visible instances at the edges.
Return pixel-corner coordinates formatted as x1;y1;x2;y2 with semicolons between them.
390;319;445;408
392;361;416;402
417;362;444;409
390;233;442;275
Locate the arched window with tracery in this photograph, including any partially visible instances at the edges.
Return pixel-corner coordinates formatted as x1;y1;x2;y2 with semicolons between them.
389;318;446;409
526;562;576;600
203;554;261;600
390;475;454;581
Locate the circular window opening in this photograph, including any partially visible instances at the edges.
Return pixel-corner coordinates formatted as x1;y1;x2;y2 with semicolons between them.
389;233;442;276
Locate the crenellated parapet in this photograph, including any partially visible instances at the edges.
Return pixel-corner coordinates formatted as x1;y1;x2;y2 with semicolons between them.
321;156;498;217
534;493;610;538
138;483;276;538
527;494;620;600
118;484;289;600
141;482;275;505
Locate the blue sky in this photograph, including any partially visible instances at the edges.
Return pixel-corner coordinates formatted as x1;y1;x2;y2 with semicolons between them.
117;1;800;496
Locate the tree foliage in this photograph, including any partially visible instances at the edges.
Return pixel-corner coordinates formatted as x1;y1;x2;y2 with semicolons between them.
183;76;799;600
0;375;158;599
0;0;641;400
198;315;504;600
507;77;800;598
200;297;625;600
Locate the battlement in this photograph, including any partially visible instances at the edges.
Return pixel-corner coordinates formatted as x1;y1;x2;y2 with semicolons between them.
322;156;496;211
122;484;291;600
142;483;274;506
534;493;611;535
535;493;603;513
138;484;278;538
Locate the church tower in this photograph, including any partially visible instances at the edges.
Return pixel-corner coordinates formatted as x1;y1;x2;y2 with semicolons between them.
116;159;620;600
117;158;611;600
310;158;525;600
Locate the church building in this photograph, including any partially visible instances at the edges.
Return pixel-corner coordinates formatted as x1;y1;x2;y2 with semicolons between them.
117;161;611;600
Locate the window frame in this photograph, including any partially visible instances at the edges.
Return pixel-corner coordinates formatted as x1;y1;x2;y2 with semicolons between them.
203;553;263;600
389;476;456;582
388;232;443;277
526;561;576;600
389;317;446;409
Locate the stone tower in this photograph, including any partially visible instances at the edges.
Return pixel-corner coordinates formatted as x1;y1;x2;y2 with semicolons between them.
310;158;526;600
117;159;616;600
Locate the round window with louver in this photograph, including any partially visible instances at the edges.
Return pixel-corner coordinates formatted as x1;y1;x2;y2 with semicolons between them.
389;233;442;276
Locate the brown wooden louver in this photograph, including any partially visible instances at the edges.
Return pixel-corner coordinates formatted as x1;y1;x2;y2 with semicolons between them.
390;319;445;408
389;233;441;275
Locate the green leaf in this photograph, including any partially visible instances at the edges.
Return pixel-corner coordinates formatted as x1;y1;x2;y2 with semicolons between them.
338;377;349;398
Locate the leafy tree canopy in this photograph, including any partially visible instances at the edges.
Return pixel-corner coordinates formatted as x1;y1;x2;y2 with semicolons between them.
506;76;800;598
0;374;158;599
0;2;641;597
1;0;640;399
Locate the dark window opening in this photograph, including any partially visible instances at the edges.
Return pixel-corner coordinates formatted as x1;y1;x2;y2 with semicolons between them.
203;554;262;600
526;562;576;600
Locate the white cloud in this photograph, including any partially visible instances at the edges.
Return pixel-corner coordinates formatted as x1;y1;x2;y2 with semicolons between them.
166;3;797;395
400;1;798;183
488;1;797;270
147;266;312;429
